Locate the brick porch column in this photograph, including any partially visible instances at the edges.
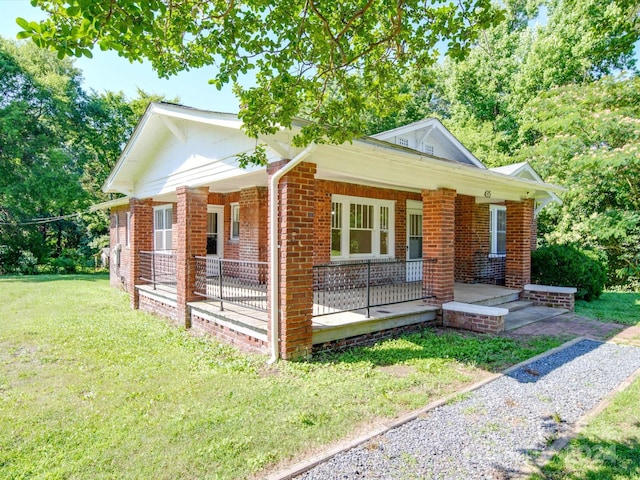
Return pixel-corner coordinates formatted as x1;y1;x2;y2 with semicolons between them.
454;194;475;283
239;186;268;262
175;186;209;327
128;198;153;309
422;188;456;306
505;198;534;290
267;161;316;360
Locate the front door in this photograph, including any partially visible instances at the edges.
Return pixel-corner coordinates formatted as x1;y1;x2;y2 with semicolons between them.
406;204;423;282
206;206;224;276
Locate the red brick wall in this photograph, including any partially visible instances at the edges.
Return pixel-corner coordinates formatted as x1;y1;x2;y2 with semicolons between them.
455;195;474;283
314;180;421;264
175;187;208;326
312;320;436;354
109;206;131;291
139;291;179;323
522;289;575;311
422;188;456;305
269;161;317;360
505;199;534;289
240;187;268;262
531;215;538;251
223;191;240;260
443;310;504;334
128;198;154;309
191;313;269;354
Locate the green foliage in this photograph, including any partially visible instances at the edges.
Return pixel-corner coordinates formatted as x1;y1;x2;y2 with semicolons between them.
20;0;506;155
531;244;607;300
522;77;640;288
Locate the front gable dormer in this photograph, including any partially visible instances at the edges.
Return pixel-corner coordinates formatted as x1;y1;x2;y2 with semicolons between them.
371;118;486;169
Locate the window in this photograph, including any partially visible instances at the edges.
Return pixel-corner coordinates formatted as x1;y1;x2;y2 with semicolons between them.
490;205;506;255
154;205;173;251
398;137;409;148
125;212;131;247
421;143;434;155
230;203;240;240
114;213;119;244
331;202;342;257
331;195;394;259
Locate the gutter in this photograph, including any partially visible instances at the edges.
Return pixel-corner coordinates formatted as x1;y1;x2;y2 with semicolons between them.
268;143;317;364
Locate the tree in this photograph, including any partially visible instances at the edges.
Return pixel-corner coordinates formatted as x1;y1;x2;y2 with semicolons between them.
17;0;505;158
518;76;640;287
0;38;158;272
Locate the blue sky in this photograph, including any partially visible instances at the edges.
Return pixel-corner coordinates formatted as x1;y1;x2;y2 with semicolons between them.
0;0;240;112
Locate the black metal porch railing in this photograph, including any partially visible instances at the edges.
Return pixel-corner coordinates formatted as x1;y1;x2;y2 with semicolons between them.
473;252;506;286
313;258;437;317
139;250;177;289
194;257;268;312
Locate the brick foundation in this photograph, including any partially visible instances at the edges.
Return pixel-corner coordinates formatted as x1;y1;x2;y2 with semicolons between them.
191;313;269;354
138;290;179;324
312;320;436;354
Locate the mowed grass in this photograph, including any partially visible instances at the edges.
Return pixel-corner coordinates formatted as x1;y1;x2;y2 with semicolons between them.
576;291;640;325
531;375;640;479
0;275;562;479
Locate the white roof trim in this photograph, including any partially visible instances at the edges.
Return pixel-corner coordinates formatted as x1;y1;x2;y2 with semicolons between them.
90;196;131;211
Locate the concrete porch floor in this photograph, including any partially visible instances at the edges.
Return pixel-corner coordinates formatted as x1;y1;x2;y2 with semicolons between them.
186;282;525;345
141;282;569;347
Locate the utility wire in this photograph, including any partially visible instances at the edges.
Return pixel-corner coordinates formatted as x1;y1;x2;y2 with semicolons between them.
0;210;90;226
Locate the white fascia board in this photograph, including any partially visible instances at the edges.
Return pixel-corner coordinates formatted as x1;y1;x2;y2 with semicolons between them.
343;140;566;194
89;196;131;211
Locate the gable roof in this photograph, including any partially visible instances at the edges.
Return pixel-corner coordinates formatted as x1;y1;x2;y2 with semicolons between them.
100;103;564;206
371;118;486;169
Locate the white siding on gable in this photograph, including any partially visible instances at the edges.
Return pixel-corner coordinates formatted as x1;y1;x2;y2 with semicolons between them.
132;122;268;198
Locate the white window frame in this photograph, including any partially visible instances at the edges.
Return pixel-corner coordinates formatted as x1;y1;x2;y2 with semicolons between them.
125;212;131;247
330;194;395;260
489;204;506;257
114;213;119;244
153;204;173;251
230;203;240;240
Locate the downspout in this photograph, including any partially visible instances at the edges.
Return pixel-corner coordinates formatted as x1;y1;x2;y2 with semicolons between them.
268;143;317;364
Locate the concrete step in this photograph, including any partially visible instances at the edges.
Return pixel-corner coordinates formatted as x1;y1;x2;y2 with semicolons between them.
472;292;521;307
503;305;568;332
495;300;534;312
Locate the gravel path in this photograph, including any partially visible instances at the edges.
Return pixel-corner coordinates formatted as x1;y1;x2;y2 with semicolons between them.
297;339;640;479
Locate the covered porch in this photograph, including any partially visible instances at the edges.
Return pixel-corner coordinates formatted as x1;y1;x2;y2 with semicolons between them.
133;248;525;354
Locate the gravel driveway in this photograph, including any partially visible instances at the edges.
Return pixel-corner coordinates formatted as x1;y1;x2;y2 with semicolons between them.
295;339;640;479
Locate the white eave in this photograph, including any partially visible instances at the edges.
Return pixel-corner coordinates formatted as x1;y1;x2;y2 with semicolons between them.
89;196;131;211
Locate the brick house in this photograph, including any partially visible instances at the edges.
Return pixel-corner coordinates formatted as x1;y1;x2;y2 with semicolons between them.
99;102;565;361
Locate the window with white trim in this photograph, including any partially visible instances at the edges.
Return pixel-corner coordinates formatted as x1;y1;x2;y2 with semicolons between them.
331;195;394;259
153;205;173;251
421;143;434;155
230;203;240;240
490;205;506;255
125;212;131;247
398;137;409;148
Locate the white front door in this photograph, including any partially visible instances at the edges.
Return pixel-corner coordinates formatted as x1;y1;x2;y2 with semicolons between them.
206;206;224;276
406;204;423;282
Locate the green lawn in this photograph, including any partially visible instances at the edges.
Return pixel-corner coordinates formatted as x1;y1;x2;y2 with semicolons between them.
0;275;562;479
531;375;640;479
576;291;640;325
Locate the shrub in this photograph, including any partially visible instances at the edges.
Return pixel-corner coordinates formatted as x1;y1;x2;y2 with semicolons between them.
17;250;38;275
531;244;606;301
